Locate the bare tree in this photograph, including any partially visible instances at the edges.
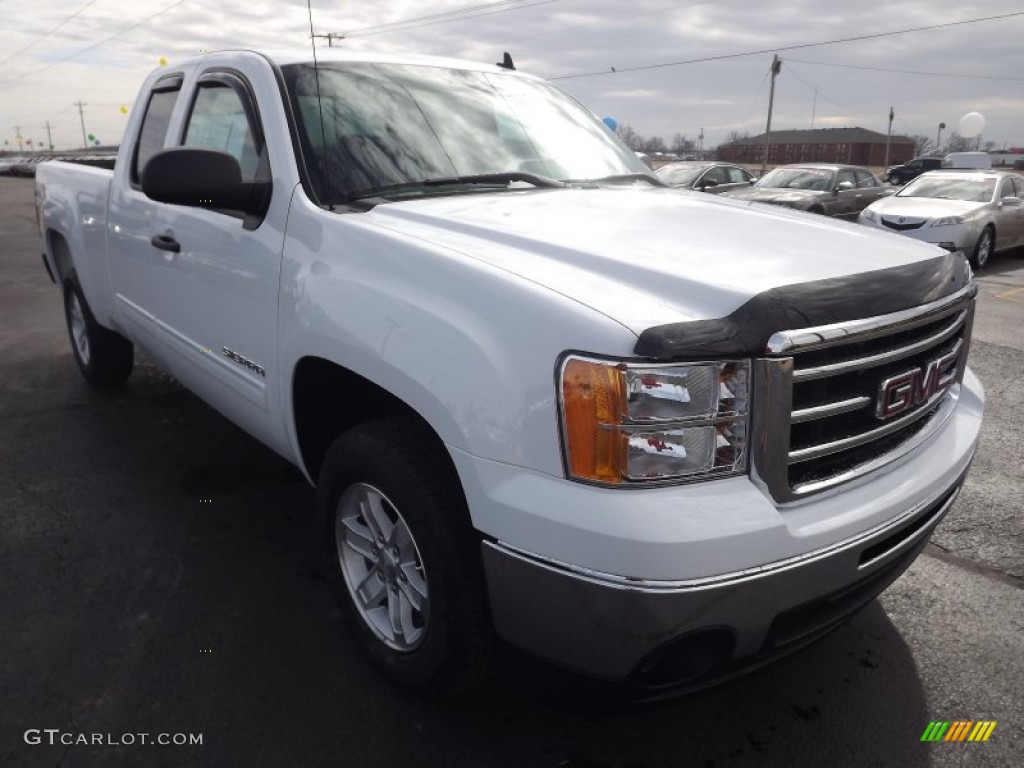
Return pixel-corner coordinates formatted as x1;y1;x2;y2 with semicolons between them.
617;124;642;151
642;135;666;153
671;133;694;155
946;132;973;152
725;130;750;144
910;134;931;156
982;140;996;152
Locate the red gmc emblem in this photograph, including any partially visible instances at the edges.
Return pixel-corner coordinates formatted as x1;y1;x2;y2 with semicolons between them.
876;341;961;420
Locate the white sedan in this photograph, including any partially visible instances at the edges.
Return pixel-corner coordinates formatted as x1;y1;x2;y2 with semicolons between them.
858;170;1024;268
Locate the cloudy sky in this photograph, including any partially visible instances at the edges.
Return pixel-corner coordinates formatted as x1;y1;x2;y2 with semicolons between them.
1;0;1022;152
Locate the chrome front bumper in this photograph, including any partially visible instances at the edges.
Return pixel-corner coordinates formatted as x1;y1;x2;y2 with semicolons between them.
481;469;969;689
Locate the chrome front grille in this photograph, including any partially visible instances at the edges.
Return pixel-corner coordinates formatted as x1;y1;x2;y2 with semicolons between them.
751;284;976;503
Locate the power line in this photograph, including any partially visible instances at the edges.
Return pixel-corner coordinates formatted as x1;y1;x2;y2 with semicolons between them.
496;0;717;44
549;10;1024;81
0;0;101;69
344;0;544;36
345;0;557;37
0;0;189;87
783;60;855;114
783;57;1024;83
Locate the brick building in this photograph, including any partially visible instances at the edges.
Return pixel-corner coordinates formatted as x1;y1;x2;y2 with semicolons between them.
717;127;915;167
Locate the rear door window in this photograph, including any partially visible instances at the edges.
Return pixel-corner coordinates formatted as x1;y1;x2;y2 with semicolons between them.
727;166;752;184
855;170;878;188
132;79;182;185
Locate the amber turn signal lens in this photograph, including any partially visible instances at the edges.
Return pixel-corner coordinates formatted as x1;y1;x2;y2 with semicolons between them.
561;358;627;483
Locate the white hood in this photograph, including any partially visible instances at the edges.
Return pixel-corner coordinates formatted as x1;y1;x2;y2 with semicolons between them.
365;186;946;334
867;196;985;219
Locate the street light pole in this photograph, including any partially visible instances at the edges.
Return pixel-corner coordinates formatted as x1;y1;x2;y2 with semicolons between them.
74;100;88;149
761;54;781;176
936;122;946;154
883;106;894;169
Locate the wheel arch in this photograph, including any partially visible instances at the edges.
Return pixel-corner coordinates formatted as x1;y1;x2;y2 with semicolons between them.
46;229;74;285
291;356;466;504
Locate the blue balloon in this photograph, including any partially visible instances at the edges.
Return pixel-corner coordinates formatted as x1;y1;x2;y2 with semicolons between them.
602;116;618;132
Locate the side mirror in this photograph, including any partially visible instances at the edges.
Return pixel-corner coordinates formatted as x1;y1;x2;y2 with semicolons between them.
700;178;718;190
836;180;855;192
999;196;1022;208
142;148;270;217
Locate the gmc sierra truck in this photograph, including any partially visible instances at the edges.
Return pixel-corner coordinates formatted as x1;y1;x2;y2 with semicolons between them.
36;49;984;697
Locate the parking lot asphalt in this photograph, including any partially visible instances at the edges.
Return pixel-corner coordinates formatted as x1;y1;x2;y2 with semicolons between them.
1;175;1022;767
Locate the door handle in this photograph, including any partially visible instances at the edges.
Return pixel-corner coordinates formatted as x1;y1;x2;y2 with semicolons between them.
151;234;181;253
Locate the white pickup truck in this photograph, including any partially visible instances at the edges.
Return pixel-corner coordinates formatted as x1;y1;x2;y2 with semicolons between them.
36;49;984;697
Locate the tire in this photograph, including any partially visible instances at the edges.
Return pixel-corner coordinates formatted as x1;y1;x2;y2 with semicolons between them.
970;226;994;270
316;416;497;696
63;271;134;388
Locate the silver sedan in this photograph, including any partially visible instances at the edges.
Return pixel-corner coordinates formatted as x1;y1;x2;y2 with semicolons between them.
858;171;1024;269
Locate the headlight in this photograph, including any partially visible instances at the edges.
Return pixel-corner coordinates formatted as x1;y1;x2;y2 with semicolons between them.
860;209;877;222
559;356;749;485
930;215;963;227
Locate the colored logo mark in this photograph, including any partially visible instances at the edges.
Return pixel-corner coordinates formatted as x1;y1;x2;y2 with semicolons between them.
921;721;997;742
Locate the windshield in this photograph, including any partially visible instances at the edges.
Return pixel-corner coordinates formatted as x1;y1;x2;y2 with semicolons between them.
897;176;996;202
655;165;705;185
282;62;648;205
754;167;833;191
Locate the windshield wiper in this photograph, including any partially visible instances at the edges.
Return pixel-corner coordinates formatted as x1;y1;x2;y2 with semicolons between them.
564;173;666;187
341;172;565;204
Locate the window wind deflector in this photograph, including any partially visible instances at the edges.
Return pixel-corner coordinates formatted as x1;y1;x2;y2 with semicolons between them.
152;73;184;92
339;172;565;204
564;173;666;187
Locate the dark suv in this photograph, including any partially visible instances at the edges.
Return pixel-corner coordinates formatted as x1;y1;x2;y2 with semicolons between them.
885;157;942;185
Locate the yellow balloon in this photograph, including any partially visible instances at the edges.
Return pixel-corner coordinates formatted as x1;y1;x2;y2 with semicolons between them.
158;56;168;67
119;105;129;115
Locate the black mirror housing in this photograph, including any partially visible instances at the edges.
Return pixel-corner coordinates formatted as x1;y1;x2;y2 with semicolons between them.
141;148;270;217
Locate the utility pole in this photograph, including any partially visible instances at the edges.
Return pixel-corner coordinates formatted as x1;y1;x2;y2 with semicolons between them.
311;32;344;47
74;100;88;149
761;54;782;176
45;120;54;151
810;84;817;129
883;106;894;169
15;125;23;152
935;122;945;155
698;127;704;156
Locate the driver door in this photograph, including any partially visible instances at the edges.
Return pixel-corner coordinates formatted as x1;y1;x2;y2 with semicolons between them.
136;71;285;449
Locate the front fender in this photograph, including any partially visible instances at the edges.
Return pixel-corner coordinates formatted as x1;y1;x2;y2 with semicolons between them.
278;192;639;477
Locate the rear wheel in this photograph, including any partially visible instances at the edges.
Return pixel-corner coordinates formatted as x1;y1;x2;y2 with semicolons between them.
63;271;134;388
971;226;994;269
316;416;497;696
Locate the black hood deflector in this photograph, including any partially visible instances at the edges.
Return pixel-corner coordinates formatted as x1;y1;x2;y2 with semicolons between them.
633;251;970;359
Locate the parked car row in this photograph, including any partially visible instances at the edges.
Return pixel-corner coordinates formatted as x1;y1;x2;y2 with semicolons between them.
662;161;1022;270
1;154;117;178
0;156;47;177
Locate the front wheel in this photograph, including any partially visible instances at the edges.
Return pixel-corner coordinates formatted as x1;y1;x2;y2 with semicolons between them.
63;271;134;388
971;226;994;269
316;416;497;696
